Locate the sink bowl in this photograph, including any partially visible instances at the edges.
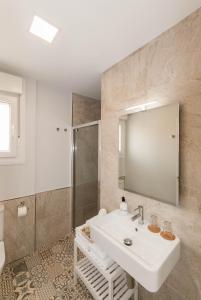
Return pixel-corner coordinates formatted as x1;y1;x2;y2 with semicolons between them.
90;210;180;292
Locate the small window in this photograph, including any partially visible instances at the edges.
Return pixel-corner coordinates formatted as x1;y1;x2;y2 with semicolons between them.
0;94;18;157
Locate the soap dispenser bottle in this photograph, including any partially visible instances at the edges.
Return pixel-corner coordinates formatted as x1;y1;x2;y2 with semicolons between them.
120;196;128;215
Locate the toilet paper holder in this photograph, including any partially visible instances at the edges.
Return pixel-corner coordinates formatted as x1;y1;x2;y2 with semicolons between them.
17;201;29;215
17;201;26;208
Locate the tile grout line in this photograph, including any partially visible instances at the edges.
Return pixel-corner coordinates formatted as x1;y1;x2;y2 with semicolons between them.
34;194;37;252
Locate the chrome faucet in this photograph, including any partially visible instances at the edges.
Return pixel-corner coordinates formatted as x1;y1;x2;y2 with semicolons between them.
131;205;144;225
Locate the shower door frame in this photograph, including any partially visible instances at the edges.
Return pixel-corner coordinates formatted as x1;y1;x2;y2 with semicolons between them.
71;120;101;230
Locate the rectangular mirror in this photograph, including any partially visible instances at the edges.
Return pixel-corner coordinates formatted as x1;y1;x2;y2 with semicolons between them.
119;103;179;205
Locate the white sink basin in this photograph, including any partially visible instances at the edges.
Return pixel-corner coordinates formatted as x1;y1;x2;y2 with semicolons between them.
90;210;180;292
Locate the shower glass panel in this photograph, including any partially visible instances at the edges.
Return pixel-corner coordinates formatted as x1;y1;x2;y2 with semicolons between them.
73;124;99;228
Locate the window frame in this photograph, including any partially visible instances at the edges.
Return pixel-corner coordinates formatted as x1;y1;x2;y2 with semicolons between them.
0;94;18;158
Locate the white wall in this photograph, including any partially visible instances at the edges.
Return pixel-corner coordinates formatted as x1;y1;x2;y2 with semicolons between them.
36;83;72;193
0;78;72;201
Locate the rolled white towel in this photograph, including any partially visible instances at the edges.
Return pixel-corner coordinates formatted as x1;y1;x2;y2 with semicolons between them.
91;244;107;260
75;235;92;252
100;257;114;269
98;208;107;216
90;243;114;269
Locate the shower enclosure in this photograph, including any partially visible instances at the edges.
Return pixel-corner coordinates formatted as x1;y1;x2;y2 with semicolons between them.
73;121;100;228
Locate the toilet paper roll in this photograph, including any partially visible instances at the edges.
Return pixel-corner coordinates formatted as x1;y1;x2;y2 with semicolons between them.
18;206;28;217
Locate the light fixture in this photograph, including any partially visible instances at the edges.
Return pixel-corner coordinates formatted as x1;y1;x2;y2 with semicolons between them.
125;101;158;112
29;15;58;43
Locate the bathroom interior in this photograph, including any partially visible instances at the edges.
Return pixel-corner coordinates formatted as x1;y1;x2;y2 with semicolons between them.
0;1;201;300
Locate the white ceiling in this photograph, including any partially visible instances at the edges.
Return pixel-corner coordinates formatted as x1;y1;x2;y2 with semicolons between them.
0;0;200;99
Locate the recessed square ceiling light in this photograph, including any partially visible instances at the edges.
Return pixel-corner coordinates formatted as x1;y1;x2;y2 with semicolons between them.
29;15;58;43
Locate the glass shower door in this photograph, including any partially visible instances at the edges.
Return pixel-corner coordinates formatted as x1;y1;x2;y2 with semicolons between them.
73;124;99;228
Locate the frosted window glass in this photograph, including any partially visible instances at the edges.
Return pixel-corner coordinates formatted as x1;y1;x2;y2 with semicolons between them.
0;102;10;151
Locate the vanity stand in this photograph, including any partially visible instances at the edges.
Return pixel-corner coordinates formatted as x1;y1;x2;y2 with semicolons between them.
74;237;138;300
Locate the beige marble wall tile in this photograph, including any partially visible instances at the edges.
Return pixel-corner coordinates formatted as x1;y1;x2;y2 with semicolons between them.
101;8;201;300
36;188;72;249
2;188;72;264
4;195;35;264
72;93;101;126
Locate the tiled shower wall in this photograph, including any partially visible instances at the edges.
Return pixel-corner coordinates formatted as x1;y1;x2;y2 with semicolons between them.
72;93;101;126
3;187;71;263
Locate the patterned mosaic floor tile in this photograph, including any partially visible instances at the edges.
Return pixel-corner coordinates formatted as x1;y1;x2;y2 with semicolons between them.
30;264;49;288
24;253;42;270
14;278;35;300
0;265;15;297
35;281;56;300
0;236;93;300
45;262;64;282
11;259;28;275
1;296;16;300
13;271;31;288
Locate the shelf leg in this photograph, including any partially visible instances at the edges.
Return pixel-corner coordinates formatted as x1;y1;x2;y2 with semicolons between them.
74;241;78;285
134;281;138;300
109;280;114;300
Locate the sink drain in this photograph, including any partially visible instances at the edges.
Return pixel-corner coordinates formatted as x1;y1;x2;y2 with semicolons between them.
124;238;132;246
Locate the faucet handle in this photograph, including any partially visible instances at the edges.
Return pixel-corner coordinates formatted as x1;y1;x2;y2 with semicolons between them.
134;205;142;211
